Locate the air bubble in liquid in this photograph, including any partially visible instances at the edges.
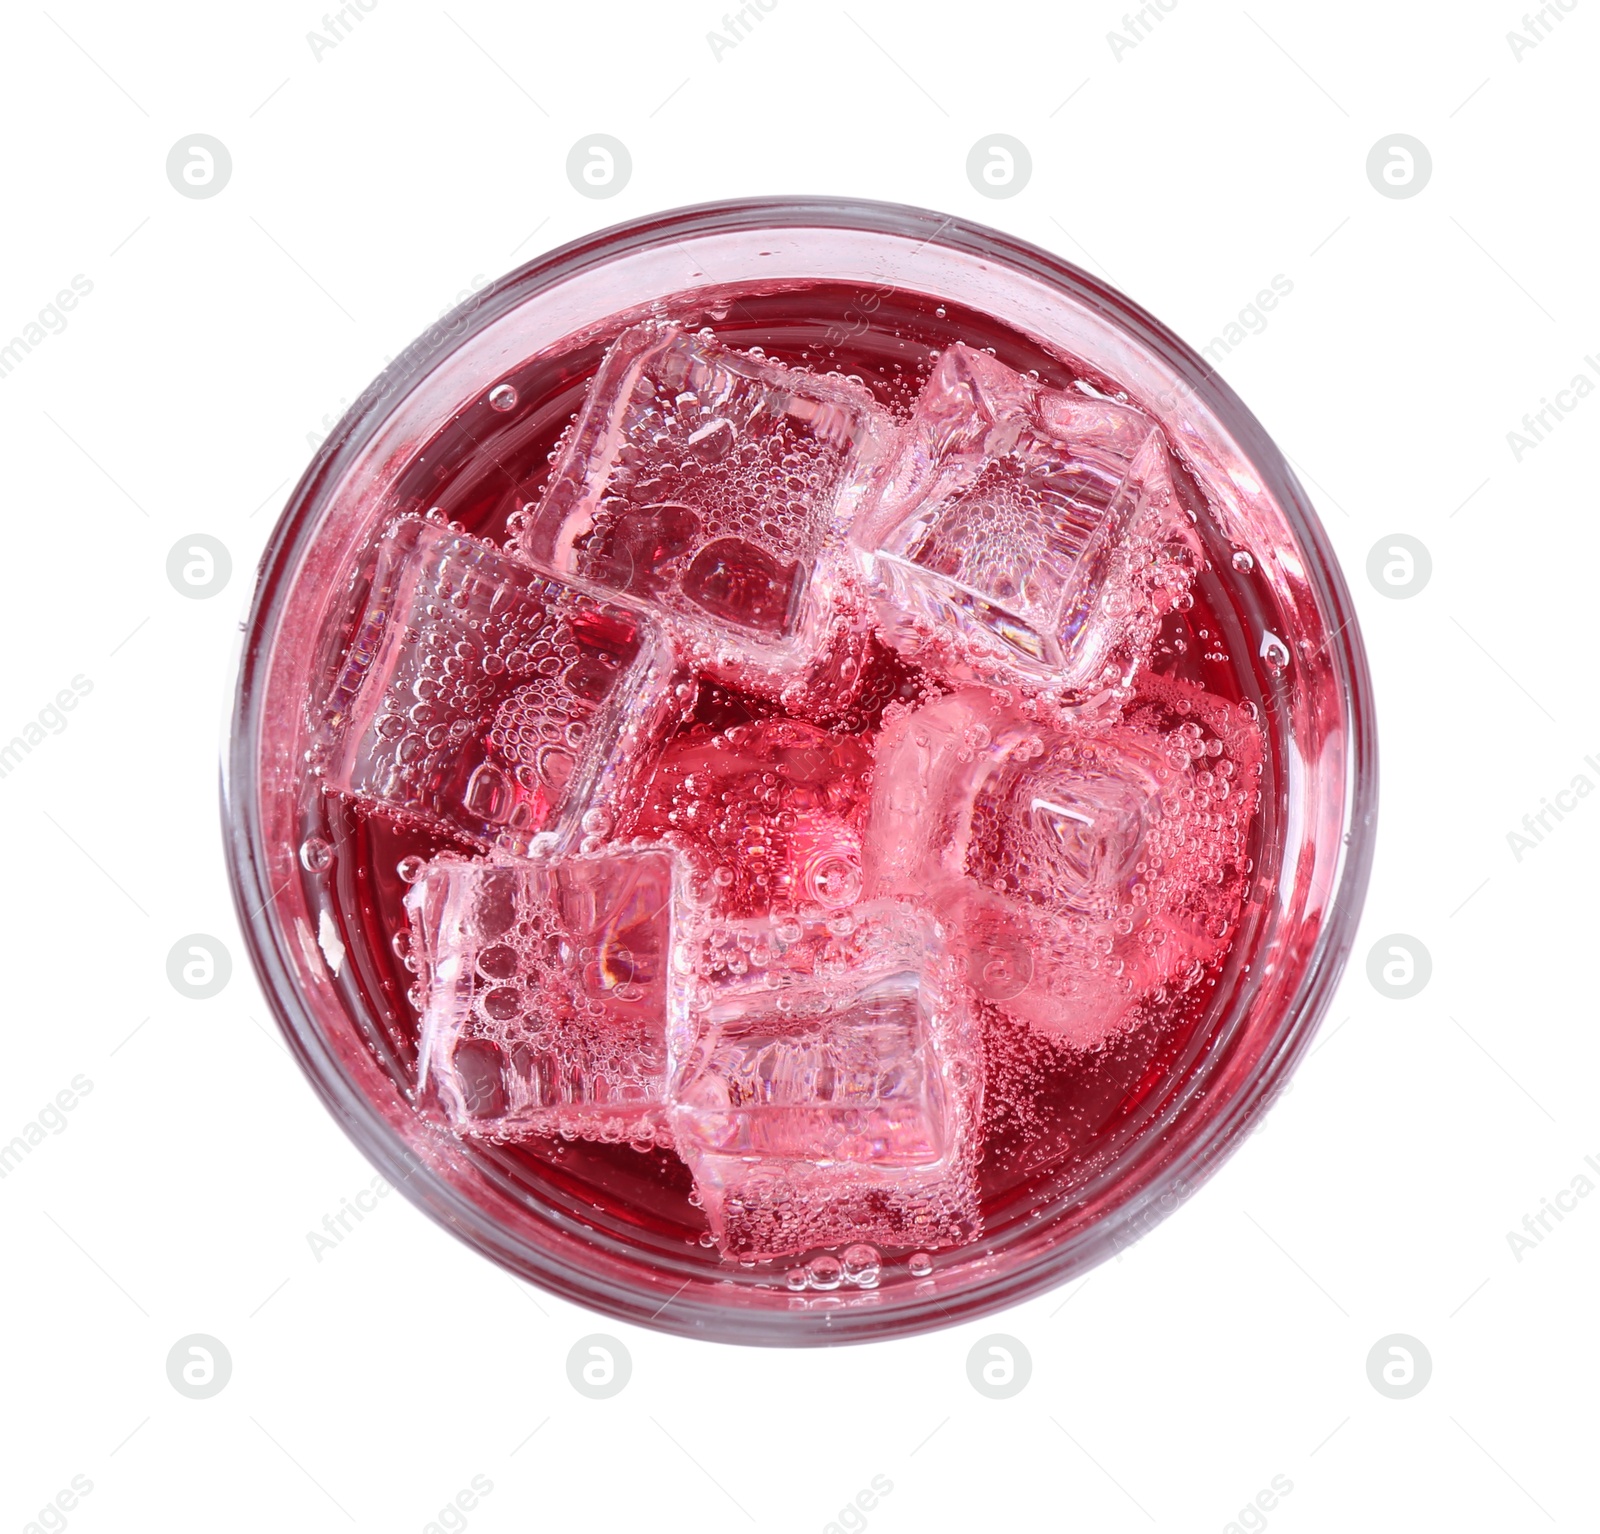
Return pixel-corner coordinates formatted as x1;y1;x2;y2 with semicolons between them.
806;1255;844;1290
397;855;427;883
841;1243;881;1287
1231;549;1255;574
488;383;518;412
907;1251;934;1277
299;836;332;873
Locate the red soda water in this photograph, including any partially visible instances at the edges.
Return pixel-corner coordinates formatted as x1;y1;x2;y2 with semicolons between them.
293;280;1276;1285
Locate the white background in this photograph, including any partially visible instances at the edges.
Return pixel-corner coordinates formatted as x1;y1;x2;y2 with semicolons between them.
1;2;1594;1529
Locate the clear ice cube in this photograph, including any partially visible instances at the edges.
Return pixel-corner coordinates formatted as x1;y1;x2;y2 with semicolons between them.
321;516;675;854
517;323;895;679
669;900;981;1260
965;724;1176;919
860;687;1034;899
405;847;680;1141
855;344;1202;695
950;896;1143;1048
863;682;1260;1047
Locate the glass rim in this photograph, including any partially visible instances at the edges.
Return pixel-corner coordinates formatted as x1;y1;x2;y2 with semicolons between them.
223;195;1378;1346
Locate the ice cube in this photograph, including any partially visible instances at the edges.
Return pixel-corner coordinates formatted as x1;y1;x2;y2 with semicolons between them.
864;681;1262;1047
965;723;1177;919
956;898;1143;1049
855;344;1202;695
721;577;922;734
625;715;873;918
405;847;681;1142
321;516;675;854
517;323;895;679
860;687;1033;899
669;901;982;1260
861;687;1153;1041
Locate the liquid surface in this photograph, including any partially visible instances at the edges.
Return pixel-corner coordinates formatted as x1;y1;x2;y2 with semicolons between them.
296;282;1280;1285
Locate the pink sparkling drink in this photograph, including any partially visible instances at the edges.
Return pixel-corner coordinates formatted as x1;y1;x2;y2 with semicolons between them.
226;201;1374;1342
